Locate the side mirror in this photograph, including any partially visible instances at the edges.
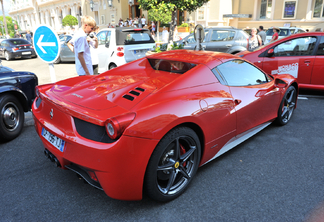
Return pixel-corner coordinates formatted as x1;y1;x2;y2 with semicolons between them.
105;42;109;48
274;78;288;88
267;48;274;57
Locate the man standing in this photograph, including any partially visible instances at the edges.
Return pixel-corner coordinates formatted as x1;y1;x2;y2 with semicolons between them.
26;30;32;44
258;26;266;45
72;16;97;76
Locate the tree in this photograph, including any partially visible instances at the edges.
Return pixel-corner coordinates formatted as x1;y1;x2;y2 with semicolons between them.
138;0;210;43
62;15;78;28
0;0;8;36
147;3;172;42
0;16;17;37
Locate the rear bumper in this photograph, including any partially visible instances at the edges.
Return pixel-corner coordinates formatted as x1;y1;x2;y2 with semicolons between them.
32;99;159;200
11;50;36;58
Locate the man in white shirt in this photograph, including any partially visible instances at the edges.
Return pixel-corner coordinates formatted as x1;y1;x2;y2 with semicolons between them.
141;15;146;27
71;16;97;76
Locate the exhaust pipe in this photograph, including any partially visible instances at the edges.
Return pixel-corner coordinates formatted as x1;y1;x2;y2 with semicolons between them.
44;149;61;167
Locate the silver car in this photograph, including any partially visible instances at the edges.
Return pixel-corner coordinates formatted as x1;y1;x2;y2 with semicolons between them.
54;34;74;64
178;27;249;54
96;27;155;72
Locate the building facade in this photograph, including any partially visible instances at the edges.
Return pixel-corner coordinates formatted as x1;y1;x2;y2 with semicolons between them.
8;0;324;34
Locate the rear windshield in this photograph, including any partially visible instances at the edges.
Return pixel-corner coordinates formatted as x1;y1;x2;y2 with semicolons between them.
266;28;291;36
148;59;197;74
116;28;155;45
9;39;30;45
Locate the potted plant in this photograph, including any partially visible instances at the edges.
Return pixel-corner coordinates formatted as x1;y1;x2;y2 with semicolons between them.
178;23;190;33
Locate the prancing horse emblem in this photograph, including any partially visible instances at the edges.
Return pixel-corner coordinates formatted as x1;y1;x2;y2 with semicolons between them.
50;109;53;119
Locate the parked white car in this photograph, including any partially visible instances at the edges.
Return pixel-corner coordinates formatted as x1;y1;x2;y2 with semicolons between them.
264;27;305;44
96;27;155;73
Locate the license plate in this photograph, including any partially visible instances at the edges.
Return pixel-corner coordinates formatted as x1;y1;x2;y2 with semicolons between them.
22;52;31;55
42;128;65;152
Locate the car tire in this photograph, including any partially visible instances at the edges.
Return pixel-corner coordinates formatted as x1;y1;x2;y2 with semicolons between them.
54;57;61;64
4;51;11;61
0;94;24;141
144;127;201;202
275;85;297;126
109;64;117;70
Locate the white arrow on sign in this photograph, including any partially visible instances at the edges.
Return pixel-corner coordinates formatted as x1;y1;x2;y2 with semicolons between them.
37;35;56;54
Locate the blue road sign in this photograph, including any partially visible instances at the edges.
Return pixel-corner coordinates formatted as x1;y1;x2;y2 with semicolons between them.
33;25;60;63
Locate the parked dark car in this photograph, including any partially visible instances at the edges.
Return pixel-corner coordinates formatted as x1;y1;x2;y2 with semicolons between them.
0;59;38;141
177;27;249;54
54;34;75;64
0;38;37;61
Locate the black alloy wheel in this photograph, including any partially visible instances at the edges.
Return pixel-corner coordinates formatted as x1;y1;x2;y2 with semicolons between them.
144;127;201;202
0;94;24;141
276;85;297;126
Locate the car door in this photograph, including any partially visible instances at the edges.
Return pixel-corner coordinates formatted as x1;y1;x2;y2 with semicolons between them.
216;59;281;135
206;30;235;52
182;30;209;50
96;30;112;73
311;35;324;87
262;36;317;85
60;36;75;61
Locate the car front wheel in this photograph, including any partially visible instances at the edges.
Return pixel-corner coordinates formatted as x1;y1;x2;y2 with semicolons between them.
0;94;24;141
144;127;201;202
275;85;297;126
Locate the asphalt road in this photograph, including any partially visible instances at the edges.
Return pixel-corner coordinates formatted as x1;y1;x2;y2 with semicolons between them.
1;58;324;221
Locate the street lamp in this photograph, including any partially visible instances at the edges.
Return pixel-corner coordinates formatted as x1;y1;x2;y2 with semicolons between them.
90;0;94;11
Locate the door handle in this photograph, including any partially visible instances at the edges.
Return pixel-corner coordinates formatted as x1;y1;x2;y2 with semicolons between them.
234;99;241;105
304;60;311;66
226;44;232;48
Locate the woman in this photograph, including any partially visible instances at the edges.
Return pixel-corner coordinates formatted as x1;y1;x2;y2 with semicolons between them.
247;27;262;51
270;27;280;42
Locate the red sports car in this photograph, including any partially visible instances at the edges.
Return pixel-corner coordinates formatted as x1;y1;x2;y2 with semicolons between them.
237;32;324;91
32;50;297;202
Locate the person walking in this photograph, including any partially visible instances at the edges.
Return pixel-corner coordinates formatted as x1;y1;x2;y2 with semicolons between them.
70;15;97;76
141;15;146;27
26;30;32;44
14;31;20;38
258;26;266;45
270;27;280;43
89;26;99;75
247;27;262;51
162;26;169;43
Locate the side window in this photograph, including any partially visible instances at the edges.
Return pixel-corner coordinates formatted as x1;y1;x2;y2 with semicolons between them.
210;31;234;42
316;36;324;55
186;30;208;43
215;60;270;87
273;37;317;56
97;31;107;45
1;41;5;46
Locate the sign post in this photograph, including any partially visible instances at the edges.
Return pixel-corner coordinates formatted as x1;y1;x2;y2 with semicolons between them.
33;25;60;82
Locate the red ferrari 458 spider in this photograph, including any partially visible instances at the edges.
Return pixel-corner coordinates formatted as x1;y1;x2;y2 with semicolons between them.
33;50;298;202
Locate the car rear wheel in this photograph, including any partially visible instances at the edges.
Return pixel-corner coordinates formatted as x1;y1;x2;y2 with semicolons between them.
0;94;24;141
109;64;117;70
144;127;201;202
275;85;297;126
5;51;11;61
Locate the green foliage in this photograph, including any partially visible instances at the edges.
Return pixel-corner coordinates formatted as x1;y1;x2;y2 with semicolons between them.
179;23;189;27
62;15;78;27
147;3;172;24
170;42;184;50
138;0;210;12
0;16;18;37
